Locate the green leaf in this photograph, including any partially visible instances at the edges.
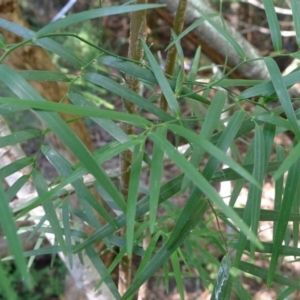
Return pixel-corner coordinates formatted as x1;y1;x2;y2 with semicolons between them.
36;4;165;37
234;126;266;263
232;276;251;300
212;161;282;183
14;139;140;218
69;93;130;143
181;90;226;191
0;97;151;128
98;55;210;105
239;69;300;100
142;40;180;116
255;114;291;131
0;33;6;49
0;65;126;213
42;146;117;233
0;157;33;180
73;174;184;253
62;201;73;269
0;184;31;287
211;256;231;300
267;158;300;285
187;46;201;89
17;70;70;82
171;252;185;300
0;129;42;148
149;130;261;249
273;141;300;181
32;169;67;254
274;145;285;235
0;18;84;68
85;246;120;300
165;13;219;51
166;123;259;188
5;175;30;202
264;58;300;140
262;0;282;51
237;261;300;289
126;140;145;257
197;10;245;59
121;200;207;299
149;128;165;233
82;72;172;122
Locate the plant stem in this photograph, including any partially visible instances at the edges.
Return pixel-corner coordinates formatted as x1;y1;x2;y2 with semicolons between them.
160;0;189;111
119;0;148;295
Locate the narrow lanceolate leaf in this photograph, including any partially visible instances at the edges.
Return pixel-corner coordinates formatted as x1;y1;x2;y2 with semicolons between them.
265;58;300;140
273;138;300;181
121;199;208;300
187;46;201;89
239;69;300;100
211;256;232;300
0;98;151;128
181;90;226;192
149;128;165;233
42;146;117;233
98;55;210;105
0;65;126;213
274;145;285;235
197;9;245;59
15;139;140;219
148;131;261;249
250;125;266;255
5;175;30;202
17;70;70;82
142;40;180;116
32;170;67;254
126;140;145;257
73;175;184;253
0;18;84;68
62;201;73;269
234;126;266;263
267;158;300;286
85;246;120;300
166;123;259;188
36;4;165;37
238;261;300;289
290;0;300;47
0;129;42;148
262;0;282;51
0;157;33;179
69;93;130;143
0;185;31;287
165;13;218;51
82;73;172;122
171;252;185;300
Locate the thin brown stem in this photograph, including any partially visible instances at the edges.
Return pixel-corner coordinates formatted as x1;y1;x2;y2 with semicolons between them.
160;0;189;112
119;0;148;295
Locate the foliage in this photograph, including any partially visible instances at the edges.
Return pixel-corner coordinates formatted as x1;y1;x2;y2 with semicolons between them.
0;1;300;299
0;256;67;300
